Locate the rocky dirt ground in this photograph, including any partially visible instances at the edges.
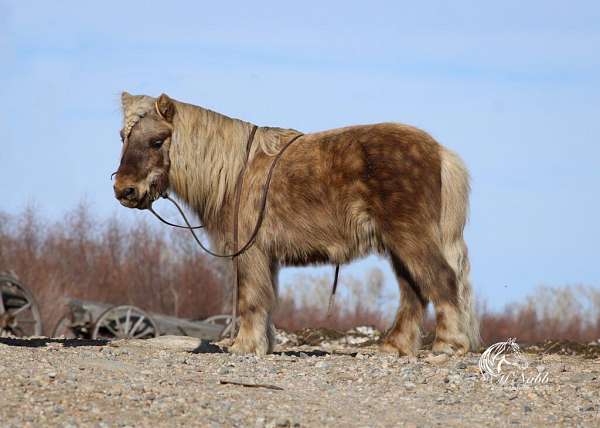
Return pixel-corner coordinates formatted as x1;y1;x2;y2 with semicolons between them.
1;328;599;427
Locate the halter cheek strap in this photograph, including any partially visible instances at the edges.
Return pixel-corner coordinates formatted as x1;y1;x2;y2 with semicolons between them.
155;99;166;121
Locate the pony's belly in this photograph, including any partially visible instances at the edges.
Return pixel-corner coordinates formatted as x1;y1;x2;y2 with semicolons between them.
276;234;382;268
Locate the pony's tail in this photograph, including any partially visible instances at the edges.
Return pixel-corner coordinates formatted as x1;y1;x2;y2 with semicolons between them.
440;147;481;351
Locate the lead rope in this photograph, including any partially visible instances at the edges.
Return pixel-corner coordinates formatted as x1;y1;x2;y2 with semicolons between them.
327;264;341;317
148;205;204;230
151;193;342;328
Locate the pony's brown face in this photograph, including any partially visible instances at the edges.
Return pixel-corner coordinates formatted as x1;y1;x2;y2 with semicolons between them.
113;94;175;210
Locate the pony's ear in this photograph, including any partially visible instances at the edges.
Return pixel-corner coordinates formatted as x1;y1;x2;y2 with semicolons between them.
121;91;134;109
156;93;175;123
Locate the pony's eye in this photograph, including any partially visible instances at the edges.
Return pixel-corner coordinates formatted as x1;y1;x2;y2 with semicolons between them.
150;140;164;149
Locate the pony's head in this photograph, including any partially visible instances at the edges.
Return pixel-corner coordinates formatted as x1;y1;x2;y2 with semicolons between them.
113;92;176;210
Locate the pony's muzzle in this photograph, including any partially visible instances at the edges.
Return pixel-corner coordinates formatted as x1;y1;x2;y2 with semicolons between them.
114;183;146;208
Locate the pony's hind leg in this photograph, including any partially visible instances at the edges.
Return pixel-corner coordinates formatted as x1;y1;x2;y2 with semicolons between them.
384;233;469;356
431;300;470;355
382;252;428;356
427;255;470;355
229;247;276;356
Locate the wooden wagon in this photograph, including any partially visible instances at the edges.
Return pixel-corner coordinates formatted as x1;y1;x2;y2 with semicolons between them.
1;271;234;341
53;299;236;341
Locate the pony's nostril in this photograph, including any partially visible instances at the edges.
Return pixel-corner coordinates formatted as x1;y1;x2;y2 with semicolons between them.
123;187;136;199
116;187;137;201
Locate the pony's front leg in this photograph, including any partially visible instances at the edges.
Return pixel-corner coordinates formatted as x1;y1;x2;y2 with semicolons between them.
229;247;276;356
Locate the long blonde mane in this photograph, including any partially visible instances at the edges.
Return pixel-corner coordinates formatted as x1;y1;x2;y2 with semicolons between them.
120;93;299;221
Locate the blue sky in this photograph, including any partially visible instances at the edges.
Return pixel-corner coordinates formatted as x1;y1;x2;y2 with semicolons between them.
1;1;599;310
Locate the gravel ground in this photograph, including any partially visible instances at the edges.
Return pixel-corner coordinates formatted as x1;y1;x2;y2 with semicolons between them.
1;331;599;427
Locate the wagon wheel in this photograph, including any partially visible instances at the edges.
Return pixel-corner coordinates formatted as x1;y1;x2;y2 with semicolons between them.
204;314;239;338
52;313;92;339
0;274;43;337
92;305;159;340
52;315;76;338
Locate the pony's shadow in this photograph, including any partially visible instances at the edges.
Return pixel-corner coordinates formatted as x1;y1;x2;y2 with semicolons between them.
190;340;225;354
0;337;109;348
190;340;355;358
274;350;334;358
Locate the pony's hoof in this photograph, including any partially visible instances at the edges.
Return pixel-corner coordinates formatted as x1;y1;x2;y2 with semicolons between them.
432;336;468;356
229;336;269;356
380;339;417;357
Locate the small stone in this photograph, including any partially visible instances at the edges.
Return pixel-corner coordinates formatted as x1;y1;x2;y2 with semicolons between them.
404;381;416;389
131;384;144;392
217;366;231;375
47;372;57;379
536;365;546;373
425;354;449;364
46;342;63;350
315;361;330;369
447;374;462;384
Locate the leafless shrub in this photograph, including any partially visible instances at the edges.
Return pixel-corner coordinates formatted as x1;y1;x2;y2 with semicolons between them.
0;204;225;334
273;268;391;332
480;285;600;344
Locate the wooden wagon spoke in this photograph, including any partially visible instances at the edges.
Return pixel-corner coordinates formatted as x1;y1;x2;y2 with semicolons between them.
104;324;120;337
8;301;31;316
133;326;153;338
124;307;133;334
114;315;123;332
129;315;146;336
0;291;6;315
